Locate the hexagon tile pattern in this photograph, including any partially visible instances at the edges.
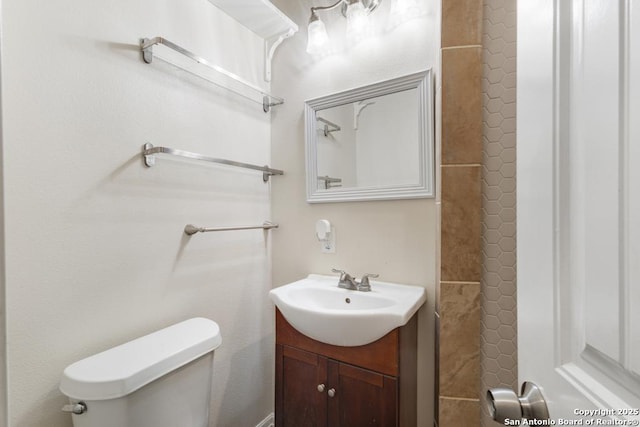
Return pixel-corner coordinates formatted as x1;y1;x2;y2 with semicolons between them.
481;0;517;426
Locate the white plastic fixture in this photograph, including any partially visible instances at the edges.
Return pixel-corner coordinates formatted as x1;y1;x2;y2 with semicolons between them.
206;0;298;82
315;219;335;253
315;219;331;240
269;274;426;346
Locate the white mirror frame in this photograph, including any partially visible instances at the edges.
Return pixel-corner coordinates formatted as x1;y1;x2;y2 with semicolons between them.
304;69;434;203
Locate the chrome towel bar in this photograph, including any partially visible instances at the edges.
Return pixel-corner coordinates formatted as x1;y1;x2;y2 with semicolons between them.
142;143;284;182
184;221;279;235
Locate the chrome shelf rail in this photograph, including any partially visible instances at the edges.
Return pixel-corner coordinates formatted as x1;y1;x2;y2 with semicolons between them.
142;143;284;182
318;175;342;189
140;36;284;112
316;116;341;136
184;221;279;235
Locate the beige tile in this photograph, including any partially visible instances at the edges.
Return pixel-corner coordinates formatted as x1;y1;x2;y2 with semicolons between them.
442;0;483;47
439;397;480;427
439;282;480;398
442;47;483;165
441;166;481;282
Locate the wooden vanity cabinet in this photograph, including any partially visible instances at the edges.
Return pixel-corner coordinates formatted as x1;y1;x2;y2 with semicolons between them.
275;309;418;427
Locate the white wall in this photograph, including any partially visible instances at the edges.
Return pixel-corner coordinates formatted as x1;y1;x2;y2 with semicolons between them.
0;1;6;417
1;0;275;426
270;0;439;425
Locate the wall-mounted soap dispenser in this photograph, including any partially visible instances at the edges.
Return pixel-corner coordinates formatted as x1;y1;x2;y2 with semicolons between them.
315;219;335;253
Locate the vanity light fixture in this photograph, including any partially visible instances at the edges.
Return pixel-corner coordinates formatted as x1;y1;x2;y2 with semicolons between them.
306;0;380;55
306;0;425;55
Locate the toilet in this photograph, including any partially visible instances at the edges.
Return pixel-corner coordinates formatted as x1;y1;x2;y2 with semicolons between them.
59;317;222;427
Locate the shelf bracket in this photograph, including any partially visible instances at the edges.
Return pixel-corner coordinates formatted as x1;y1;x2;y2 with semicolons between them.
142;38;154;64
264;28;296;82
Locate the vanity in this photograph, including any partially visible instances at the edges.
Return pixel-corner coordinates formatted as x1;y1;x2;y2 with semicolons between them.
270;274;426;426
269;69;433;426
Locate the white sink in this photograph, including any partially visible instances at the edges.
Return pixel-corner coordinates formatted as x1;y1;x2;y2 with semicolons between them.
269;274;426;347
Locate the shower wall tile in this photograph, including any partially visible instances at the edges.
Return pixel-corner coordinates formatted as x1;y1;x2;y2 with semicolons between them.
480;0;518;425
439;397;480;427
441;0;483;47
442;47;483;165
439;281;480;397
438;0;484;425
440;166;482;282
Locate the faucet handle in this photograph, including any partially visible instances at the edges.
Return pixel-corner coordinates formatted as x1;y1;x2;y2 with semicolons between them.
331;268;347;280
358;273;379;291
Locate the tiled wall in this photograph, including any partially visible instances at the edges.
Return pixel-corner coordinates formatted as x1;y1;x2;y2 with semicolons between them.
480;0;518;426
437;0;483;425
438;1;516;425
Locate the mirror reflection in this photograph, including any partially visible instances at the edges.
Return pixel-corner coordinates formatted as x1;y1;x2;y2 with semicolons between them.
305;70;434;203
315;88;420;191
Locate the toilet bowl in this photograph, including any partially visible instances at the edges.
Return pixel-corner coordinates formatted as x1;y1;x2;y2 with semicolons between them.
60;317;222;427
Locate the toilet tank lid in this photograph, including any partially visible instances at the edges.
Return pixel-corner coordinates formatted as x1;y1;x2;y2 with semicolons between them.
59;317;222;400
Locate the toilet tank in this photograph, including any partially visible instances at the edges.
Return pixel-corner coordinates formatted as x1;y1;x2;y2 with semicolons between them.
60;318;222;427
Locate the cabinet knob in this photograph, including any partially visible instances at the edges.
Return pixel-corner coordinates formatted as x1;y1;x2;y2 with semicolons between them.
327;388;336;398
317;384;325;392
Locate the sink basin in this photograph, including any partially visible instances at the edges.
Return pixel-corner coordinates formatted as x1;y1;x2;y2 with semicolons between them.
269;274;426;347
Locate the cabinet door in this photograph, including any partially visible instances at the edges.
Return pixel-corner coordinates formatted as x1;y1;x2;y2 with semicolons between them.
276;345;327;427
327;361;397;427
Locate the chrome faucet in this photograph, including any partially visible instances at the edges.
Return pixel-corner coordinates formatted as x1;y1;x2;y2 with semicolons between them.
331;269;378;292
332;268;358;290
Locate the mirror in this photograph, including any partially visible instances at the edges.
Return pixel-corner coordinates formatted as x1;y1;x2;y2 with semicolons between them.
304;69;434;203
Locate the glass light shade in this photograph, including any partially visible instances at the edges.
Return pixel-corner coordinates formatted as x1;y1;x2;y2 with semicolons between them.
306;18;330;55
345;1;371;45
387;0;422;29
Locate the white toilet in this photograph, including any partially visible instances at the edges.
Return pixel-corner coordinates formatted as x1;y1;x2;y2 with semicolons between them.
60;317;222;427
